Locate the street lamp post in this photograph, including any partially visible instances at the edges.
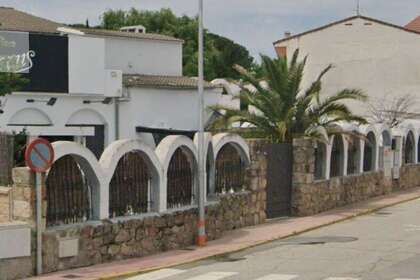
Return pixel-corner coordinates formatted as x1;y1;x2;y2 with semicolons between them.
197;0;207;247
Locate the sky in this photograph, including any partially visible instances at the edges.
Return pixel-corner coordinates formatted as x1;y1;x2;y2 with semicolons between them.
2;0;420;60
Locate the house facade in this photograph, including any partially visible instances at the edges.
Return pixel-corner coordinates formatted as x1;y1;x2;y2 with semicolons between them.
0;7;226;157
273;15;420;117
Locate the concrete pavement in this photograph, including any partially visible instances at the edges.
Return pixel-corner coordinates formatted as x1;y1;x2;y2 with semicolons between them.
32;187;420;280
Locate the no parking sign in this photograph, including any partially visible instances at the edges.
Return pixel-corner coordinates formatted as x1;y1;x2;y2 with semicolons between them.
25;138;54;173
24;138;54;275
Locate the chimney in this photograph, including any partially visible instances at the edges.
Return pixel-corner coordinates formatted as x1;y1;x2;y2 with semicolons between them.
284;31;292;38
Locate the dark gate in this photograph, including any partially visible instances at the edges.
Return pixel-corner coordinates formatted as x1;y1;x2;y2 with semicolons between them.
265;143;293;218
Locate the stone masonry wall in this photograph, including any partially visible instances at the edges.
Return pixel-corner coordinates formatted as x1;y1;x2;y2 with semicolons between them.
42;192;262;273
292;138;395;216
0;139;267;276
392;164;420;191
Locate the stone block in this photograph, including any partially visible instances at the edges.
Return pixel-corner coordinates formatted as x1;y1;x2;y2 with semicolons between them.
12;167;35;187
58;238;79;258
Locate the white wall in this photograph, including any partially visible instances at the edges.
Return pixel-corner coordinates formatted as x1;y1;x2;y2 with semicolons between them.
119;87;223;139
0;86;224;146
0;92;116;145
68;35;106;95
275;17;420;116
105;38;183;76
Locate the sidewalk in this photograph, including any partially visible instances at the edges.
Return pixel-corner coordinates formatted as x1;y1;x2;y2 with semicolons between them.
32;187;420;280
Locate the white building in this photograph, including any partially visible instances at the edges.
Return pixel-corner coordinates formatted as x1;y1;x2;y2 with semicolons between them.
0;7;228;157
273;15;420;118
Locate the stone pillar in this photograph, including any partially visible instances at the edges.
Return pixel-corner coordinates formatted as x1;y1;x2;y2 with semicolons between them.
245;139;268;225
11;167;37;227
291;138;316;216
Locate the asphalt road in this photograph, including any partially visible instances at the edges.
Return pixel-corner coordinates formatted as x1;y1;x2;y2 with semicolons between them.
124;198;420;280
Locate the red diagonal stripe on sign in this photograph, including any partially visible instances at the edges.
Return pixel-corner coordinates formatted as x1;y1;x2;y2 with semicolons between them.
33;145;49;166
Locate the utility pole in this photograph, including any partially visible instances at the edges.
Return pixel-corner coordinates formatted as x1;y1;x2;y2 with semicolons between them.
197;0;207;247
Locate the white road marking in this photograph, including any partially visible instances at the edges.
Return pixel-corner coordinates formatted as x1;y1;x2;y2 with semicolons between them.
126;269;186;280
255;274;298;280
395;279;420;280
184;271;238;280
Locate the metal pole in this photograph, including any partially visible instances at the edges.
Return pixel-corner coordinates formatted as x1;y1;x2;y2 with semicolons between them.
36;172;43;275
197;0;207;247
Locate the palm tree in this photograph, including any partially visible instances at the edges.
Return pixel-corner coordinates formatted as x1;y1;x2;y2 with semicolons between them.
210;49;368;143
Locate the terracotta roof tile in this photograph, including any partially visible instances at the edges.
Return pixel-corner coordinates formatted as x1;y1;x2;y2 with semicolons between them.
123;74;220;89
405;16;420;32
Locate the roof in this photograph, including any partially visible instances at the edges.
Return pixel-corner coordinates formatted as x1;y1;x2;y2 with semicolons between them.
0;7;182;42
123;74;220;89
273;15;420;45
78;28;183;42
0;7;61;33
405;16;420;33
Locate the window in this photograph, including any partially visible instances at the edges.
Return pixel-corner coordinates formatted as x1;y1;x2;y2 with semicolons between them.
347;137;360;175
364;132;376;172
215;144;245;193
314;141;327;180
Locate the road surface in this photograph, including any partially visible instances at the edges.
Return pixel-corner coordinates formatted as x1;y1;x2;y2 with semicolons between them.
123;198;420;280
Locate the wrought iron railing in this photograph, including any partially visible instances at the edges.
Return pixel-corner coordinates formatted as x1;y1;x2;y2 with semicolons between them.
167;148;194;208
46;156;92;227
109;151;151;217
215;144;245;193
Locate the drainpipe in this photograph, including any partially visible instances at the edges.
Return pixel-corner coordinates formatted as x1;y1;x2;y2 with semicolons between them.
114;97;119;140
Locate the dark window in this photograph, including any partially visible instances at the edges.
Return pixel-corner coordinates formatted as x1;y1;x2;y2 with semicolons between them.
85;125;105;159
405;132;415;164
22;33;69;93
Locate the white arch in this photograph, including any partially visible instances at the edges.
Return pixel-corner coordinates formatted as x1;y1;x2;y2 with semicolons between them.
155;135;198;211
66;108;106;125
212;133;251;166
100;139;164;212
360;125;380;172
50;141;107;220
194;132;215;197
8;107;52;126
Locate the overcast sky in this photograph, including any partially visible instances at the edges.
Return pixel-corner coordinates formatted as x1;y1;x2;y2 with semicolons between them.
2;0;420;60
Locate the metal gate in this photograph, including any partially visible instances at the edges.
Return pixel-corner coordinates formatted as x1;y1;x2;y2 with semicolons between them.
265;143;293;218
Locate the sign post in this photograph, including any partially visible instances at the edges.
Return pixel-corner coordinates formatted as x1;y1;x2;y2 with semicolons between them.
25;138;54;276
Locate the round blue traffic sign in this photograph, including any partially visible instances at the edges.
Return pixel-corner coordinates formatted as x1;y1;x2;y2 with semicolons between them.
25;138;55;173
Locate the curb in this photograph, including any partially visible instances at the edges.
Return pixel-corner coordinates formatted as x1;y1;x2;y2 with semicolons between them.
75;193;420;280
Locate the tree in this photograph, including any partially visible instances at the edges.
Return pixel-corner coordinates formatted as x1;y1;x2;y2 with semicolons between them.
369;94;416;128
210;49;368;143
100;8;255;80
0;72;28;96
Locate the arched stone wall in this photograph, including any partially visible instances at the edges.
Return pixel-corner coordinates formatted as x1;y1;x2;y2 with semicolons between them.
100;139;164;212
212;133;251;166
155;135;198;211
50;141;106;220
